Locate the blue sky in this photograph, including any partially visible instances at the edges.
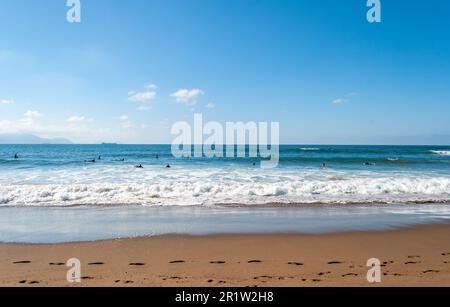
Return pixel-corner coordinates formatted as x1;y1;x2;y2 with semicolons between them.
0;0;449;144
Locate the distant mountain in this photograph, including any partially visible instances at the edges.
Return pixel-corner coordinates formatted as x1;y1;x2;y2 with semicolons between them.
0;133;72;144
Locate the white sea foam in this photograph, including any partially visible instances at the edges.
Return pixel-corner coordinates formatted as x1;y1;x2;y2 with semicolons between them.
431;150;450;156
300;148;320;151
1;168;449;207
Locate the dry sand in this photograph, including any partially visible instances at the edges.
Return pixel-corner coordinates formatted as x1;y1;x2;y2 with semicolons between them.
1;224;450;287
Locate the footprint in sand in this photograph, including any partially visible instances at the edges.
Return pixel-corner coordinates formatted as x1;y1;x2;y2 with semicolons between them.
423;270;439;274
210;261;226;264
287;262;304;266
318;272;331;276
254;276;274;280
18;280;40;284
442;252;450;256
404;261;421;265
49;262;66;266
342;273;358;277
407;255;421;259
88;262;105;265
129;263;146;266
81;276;94;280
248;260;262;263
328;261;343;265
13;261;31;264
381;261;395;267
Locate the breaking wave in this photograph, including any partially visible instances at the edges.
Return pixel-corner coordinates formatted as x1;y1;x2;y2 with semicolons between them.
431;150;450;156
1;175;450;207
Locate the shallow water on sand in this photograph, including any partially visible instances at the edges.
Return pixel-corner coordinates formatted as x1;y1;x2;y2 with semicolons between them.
1;204;450;243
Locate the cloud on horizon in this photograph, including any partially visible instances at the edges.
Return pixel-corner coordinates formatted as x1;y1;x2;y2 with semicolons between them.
0;99;15;105
24;110;42;118
66;115;88;124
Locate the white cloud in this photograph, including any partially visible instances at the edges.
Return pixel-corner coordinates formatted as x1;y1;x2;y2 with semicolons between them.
0;99;15;105
171;88;204;105
24;110;42;118
128;91;156;102
115;115;134;129
332;92;358;105
128;83;158;103
205;102;216;109
332;98;349;105
145;83;158;90
66;115;86;123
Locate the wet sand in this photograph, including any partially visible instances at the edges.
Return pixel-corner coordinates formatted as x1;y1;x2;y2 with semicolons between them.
1;224;450;287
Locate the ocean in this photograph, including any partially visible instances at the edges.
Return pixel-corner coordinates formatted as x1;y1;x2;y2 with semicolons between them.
1;144;450;242
1;144;450;207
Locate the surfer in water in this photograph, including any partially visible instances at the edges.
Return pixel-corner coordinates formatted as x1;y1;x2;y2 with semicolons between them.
13;153;19;159
85;159;96;163
136;164;144;169
166;164;171;168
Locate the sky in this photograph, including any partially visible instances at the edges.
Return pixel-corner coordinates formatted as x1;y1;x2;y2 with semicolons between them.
0;0;450;145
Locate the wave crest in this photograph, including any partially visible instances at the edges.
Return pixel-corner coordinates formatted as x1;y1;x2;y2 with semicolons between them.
1;176;450;207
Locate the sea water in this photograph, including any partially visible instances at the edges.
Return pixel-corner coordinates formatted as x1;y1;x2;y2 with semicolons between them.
1;144;450;243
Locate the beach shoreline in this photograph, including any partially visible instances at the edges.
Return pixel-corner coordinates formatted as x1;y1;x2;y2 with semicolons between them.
2;223;450;287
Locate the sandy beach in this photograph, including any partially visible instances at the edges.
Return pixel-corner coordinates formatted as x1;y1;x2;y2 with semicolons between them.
1;223;450;287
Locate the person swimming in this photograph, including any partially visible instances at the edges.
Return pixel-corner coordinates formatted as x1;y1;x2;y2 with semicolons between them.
166;164;171;168
321;163;327;168
98;156;102;160
13;153;18;159
155;154;159;159
136;164;144;169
